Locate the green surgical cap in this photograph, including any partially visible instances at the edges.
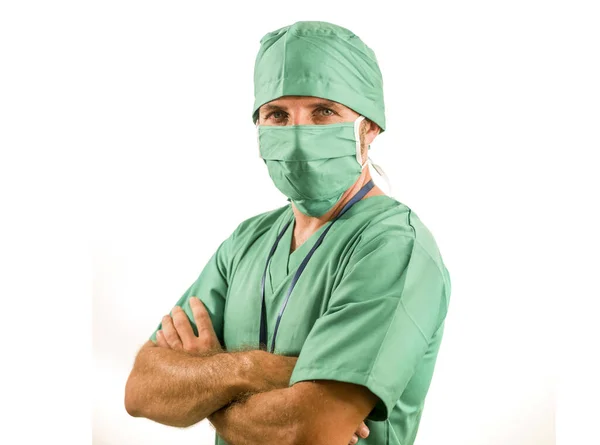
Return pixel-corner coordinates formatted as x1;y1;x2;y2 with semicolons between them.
252;21;386;133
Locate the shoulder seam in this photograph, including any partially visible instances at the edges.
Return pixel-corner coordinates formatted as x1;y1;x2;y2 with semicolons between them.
407;209;447;280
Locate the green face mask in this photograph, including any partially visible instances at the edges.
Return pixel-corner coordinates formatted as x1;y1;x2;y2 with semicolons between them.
257;115;368;217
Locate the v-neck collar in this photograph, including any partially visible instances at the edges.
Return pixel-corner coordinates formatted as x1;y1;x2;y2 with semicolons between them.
268;209;329;293
287;217;331;274
267;195;396;293
269;210;331;282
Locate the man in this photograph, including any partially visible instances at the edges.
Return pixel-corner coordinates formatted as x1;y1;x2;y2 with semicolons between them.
125;21;451;445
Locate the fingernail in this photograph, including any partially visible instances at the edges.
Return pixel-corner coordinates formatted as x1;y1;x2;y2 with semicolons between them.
361;426;369;437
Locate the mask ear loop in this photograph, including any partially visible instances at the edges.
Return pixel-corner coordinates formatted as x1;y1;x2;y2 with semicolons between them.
354;115;365;166
368;157;393;197
354;115;394;196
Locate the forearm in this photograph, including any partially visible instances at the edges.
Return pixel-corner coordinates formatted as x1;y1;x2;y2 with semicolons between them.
125;343;253;427
125;344;297;428
209;386;304;445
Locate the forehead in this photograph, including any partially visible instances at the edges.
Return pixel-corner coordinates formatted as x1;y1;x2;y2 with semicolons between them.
260;96;351;112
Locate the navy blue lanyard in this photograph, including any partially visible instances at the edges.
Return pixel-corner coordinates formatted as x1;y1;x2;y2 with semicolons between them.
259;179;375;353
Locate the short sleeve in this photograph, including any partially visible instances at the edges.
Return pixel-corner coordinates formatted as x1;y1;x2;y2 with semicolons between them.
288;233;449;421
148;229;236;346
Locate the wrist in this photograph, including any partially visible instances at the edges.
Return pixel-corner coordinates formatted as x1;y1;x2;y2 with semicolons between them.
232;350;264;394
243;349;298;392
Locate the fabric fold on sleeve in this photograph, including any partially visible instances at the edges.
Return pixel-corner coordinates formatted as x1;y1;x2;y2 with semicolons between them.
289;233;449;421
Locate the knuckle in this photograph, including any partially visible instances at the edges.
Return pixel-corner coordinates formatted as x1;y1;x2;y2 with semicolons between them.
183;341;199;353
199;339;213;350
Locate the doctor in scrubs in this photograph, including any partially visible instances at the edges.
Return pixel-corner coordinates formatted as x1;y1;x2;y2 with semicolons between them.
125;21;451;445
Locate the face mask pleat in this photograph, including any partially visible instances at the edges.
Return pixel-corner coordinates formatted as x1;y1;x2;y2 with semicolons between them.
257;116;368;217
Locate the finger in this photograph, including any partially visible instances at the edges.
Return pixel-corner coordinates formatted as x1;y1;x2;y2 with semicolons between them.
161;315;183;350
190;297;217;337
357;422;369;439
156;330;169;349
171;306;195;346
348;434;358;445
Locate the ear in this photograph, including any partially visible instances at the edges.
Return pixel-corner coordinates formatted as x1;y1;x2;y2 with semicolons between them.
360;119;379;165
363;119;381;147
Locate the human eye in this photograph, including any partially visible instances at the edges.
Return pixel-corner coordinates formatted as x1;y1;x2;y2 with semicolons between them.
265;110;288;122
315;107;337;118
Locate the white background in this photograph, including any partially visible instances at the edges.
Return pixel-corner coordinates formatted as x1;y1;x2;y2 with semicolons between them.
1;1;597;444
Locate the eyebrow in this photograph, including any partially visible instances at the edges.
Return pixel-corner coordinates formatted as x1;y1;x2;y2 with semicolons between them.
260;100;342;113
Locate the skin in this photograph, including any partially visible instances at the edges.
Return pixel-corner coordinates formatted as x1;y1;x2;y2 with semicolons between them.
125;308;299;428
125;96;385;444
258;95;384;252
157;298;373;445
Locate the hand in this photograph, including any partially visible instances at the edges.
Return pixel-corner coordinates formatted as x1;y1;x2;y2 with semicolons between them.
349;421;370;444
156;296;223;354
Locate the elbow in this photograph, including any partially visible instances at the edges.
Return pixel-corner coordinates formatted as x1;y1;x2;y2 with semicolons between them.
124;372;198;428
124;400;140;418
124;396;139;418
124;372;143;418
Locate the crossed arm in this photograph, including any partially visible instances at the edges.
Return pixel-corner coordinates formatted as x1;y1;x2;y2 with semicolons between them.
125;297;376;445
208;378;376;445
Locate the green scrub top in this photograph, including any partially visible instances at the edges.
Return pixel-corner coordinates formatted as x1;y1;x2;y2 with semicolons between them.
149;195;451;445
